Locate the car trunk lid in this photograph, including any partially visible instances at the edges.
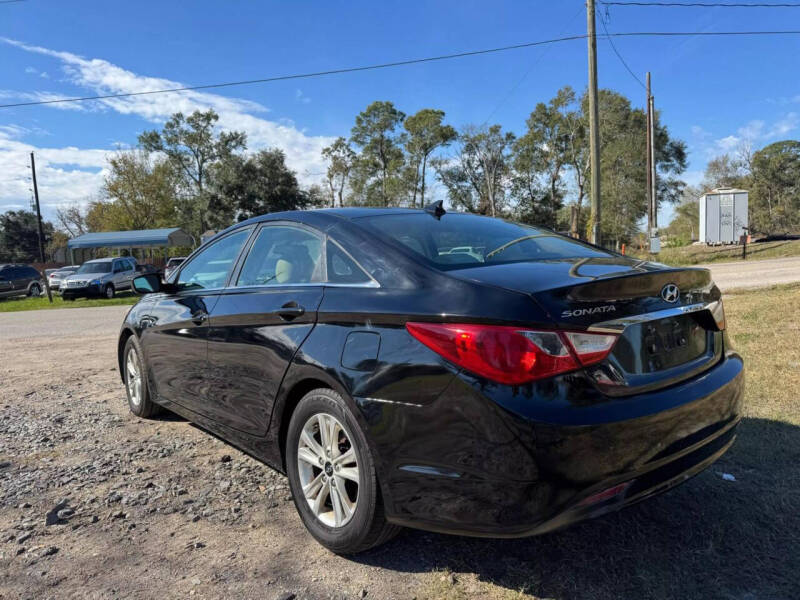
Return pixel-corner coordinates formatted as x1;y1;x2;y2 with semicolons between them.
448;257;724;394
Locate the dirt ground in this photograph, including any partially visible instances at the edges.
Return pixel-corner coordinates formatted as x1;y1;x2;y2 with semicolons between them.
1;304;799;600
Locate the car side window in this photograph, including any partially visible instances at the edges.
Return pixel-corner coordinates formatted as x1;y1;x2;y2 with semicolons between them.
236;225;323;287
177;229;251;291
326;240;371;284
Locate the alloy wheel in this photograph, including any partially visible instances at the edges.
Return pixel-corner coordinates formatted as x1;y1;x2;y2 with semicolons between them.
126;348;142;408
297;412;360;528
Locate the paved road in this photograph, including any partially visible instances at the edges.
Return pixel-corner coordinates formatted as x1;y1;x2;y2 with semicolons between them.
700;256;800;292
0;304;130;341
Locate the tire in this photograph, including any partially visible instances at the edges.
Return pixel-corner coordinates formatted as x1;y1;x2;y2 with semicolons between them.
285;388;400;554
28;283;41;297
104;284;115;299
123;336;161;418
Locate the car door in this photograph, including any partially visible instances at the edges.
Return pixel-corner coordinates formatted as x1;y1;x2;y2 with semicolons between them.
8;267;25;294
0;267;14;296
122;259;136;288
138;228;254;413
203;222;325;435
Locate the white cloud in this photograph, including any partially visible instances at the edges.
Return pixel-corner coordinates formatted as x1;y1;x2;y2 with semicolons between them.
0;37;334;217
295;89;311;104
765;112;798;138
0;127;109;215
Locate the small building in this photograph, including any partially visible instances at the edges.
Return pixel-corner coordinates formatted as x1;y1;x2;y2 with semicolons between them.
66;228;196;265
699;188;748;245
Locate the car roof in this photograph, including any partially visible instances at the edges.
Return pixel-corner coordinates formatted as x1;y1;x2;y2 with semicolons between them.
85;257;122;263
233;207;432;228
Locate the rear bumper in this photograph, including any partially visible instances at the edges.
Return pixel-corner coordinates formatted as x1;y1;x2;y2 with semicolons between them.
373;352;744;538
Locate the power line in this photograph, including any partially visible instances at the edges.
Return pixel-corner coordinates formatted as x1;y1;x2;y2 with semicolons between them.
600;2;800;7
2;29;800;109
599;13;647;90
0;0;27;4
481;3;585;125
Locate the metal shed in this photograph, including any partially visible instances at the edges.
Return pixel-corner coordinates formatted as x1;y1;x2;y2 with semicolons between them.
699;188;748;244
67;228;195;264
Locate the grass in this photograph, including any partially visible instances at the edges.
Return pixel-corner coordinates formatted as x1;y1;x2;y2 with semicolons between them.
628;238;800;266
412;283;800;600
0;291;139;312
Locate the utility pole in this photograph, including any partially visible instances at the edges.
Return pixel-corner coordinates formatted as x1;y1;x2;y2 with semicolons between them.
649;93;657;229
30;152;53;302
587;0;602;245
646;75;659;253
646;72;652;234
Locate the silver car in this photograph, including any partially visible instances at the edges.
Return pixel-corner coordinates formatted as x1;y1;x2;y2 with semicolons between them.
163;256;186;281
47;265;80;291
62;257;137;300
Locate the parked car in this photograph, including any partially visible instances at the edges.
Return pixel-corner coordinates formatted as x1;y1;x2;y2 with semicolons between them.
0;264;44;299
47;265;80;291
119;207;743;554
163;256;186;281
62;257;137;300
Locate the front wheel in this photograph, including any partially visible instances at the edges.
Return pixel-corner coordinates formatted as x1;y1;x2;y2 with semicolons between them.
28;283;41;297
104;284;115;299
285;388;399;554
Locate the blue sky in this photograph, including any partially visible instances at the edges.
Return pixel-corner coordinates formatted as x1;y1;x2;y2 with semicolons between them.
1;0;799;225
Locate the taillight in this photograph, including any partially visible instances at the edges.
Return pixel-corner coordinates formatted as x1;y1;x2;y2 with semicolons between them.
405;322;618;385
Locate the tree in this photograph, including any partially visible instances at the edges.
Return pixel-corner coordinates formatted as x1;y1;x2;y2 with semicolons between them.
511;87;575;228
101;149;180;230
55;203;88;237
321;137;356;207
139;109;246;235
664;186;701;246
437;125;514;217
403;109;456;207
349;101;406;206
209;148;309;222
748;141;800;235
702;154;747;190
585;90;686;248
0;210;54;263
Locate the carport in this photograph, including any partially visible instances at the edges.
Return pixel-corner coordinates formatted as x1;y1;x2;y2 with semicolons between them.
67;228;196;265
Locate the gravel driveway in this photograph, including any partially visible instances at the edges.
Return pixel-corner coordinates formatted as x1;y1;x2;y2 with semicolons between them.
702;256;800;291
0;306;417;599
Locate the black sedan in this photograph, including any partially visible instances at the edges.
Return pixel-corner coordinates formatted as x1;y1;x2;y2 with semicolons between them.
118;206;743;554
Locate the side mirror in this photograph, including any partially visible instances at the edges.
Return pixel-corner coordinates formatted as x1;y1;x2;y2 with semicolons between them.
132;273;164;294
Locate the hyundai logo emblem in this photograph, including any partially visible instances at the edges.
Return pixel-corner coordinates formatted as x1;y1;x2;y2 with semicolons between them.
661;283;680;303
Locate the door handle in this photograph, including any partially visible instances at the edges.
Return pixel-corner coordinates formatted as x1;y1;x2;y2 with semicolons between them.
275;301;305;321
191;311;208;325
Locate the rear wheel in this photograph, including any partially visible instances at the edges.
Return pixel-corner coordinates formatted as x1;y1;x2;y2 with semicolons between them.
285;388;399;554
123;337;161;418
28;283;41;297
104;284;115;299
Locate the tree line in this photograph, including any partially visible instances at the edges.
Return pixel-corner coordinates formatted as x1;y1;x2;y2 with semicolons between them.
321;88;688;250
4;84;799;264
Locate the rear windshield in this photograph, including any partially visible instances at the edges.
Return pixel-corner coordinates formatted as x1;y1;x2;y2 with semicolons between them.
356;213;611;270
77;262;112;274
